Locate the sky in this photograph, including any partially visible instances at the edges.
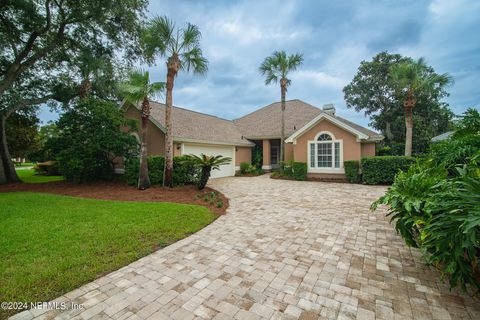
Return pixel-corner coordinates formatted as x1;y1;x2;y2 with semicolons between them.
39;0;480;129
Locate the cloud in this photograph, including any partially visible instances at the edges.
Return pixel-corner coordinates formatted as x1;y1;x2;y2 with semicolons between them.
38;0;480;128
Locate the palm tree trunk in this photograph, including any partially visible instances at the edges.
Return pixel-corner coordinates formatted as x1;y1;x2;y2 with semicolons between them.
280;80;286;165
163;58;178;188
198;167;211;190
138;96;151;190
404;89;416;156
0;114;19;183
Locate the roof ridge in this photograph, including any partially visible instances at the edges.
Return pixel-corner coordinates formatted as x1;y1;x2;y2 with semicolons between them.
150;99;234;123
233;99;320;121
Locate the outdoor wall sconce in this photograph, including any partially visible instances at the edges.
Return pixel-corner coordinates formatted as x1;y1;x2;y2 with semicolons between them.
176;144;181;150
235;147;238;151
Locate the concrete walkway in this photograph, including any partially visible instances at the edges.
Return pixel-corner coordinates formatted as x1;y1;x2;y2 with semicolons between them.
12;175;480;319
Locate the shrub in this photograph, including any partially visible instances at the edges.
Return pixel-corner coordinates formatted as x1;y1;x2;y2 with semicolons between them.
125;155;198;186
33;160;60;176
372;109;480;293
361;156;415;185
173;156;199;185
240;162;252;174
48;99;138;182
291;162;307;180
277;161;307;181
344;160;360;183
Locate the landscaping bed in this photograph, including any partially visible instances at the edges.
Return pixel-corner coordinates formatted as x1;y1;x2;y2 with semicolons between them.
0;181;228;216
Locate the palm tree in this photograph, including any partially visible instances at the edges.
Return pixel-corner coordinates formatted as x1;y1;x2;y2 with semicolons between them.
182;154;231;190
259;51;303;164
119;70;165;190
390;58;453;156
142;16;208;187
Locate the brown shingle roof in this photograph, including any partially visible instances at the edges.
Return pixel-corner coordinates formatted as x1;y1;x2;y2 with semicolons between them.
147;101;254;146
234;99;382;141
234;99;323;139
134;99;381;145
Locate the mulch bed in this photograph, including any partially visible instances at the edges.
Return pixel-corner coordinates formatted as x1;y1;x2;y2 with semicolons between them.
0;181;228;216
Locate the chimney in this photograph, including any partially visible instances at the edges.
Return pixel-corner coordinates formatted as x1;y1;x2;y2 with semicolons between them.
322;104;335;115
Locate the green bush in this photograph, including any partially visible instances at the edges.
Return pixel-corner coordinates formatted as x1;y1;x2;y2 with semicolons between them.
344;160;360;183
279;161;307;181
125;155;198;186
372;108;480;293
291;162;307;180
239;162;252;174
361;156;415;185
48;99;138;182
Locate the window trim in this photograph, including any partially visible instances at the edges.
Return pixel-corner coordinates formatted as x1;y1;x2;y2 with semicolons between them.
307;131;344;173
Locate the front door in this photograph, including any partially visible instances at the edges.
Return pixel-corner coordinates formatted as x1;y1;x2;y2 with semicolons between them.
271;145;280;168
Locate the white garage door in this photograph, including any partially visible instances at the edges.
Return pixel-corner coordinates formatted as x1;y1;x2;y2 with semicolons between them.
182;143;235;178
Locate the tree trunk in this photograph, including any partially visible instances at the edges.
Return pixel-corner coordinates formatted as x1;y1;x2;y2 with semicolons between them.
0;114;20;183
163;56;179;188
198;167;211;190
280;80;287;166
79;78;91;101
138;97;151;190
404;89;416;156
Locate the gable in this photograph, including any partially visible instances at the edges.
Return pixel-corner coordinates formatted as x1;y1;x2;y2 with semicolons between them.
285;112;370;143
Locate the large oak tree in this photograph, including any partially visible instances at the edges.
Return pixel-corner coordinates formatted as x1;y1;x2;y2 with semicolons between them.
0;0;147;184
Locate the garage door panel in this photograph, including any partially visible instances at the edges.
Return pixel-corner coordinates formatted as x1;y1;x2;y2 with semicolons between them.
182;144;235;178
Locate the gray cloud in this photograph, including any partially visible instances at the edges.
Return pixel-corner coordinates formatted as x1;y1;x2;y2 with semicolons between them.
39;0;480;127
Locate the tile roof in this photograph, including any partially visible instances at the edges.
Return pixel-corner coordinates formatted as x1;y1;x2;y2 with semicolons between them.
146;101;254;146
234;99;383;141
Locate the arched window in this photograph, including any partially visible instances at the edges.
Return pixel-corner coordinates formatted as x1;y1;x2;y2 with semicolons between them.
308;132;342;171
317;133;332;141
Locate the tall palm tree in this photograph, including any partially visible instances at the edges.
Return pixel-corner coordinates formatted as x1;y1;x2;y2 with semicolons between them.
259;51;303;164
120;70;165;190
390;58;453;156
142;16;208;187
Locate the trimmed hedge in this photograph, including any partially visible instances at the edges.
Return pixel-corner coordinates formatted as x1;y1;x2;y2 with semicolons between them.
280;161;308;181
361;156;415;185
344;160;360;183
124;155;198;186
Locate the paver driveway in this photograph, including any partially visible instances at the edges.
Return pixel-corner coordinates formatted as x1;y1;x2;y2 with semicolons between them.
12;175;480;320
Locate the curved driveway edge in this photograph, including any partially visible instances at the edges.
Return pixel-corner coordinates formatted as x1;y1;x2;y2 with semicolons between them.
10;175;480;320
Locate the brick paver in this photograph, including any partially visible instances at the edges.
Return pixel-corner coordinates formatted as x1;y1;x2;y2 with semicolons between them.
11;175;480;319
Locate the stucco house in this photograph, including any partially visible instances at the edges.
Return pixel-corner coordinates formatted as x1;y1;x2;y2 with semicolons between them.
123;99;383;179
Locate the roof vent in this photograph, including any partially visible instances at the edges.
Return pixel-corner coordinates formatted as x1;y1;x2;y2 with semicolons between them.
322;104;335;115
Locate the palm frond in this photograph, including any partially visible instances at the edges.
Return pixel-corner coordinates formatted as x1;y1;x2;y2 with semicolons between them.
259;50;303;87
180;23;202;51
180;47;208;75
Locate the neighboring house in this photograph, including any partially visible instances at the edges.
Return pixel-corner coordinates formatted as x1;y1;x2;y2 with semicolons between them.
122;99;383;179
431;131;453;142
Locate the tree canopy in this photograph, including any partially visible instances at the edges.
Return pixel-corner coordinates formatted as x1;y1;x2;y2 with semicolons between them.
343;51;455;155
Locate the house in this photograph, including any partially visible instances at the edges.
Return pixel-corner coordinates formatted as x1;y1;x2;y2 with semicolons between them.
123;99;383;179
431;131;453;142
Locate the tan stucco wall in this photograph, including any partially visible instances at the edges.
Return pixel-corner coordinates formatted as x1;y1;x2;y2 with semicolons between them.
262;139;271;166
284;143;294;161
361;142;376;158
293;119;361;162
235;147;251;166
124;106;166;156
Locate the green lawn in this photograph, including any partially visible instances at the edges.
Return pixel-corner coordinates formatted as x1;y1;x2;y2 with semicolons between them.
0;192;215;318
16;168;64;183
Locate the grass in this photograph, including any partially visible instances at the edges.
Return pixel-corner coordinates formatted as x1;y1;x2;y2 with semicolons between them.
16;168;64;183
14;162;34;167
0;192;215;318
